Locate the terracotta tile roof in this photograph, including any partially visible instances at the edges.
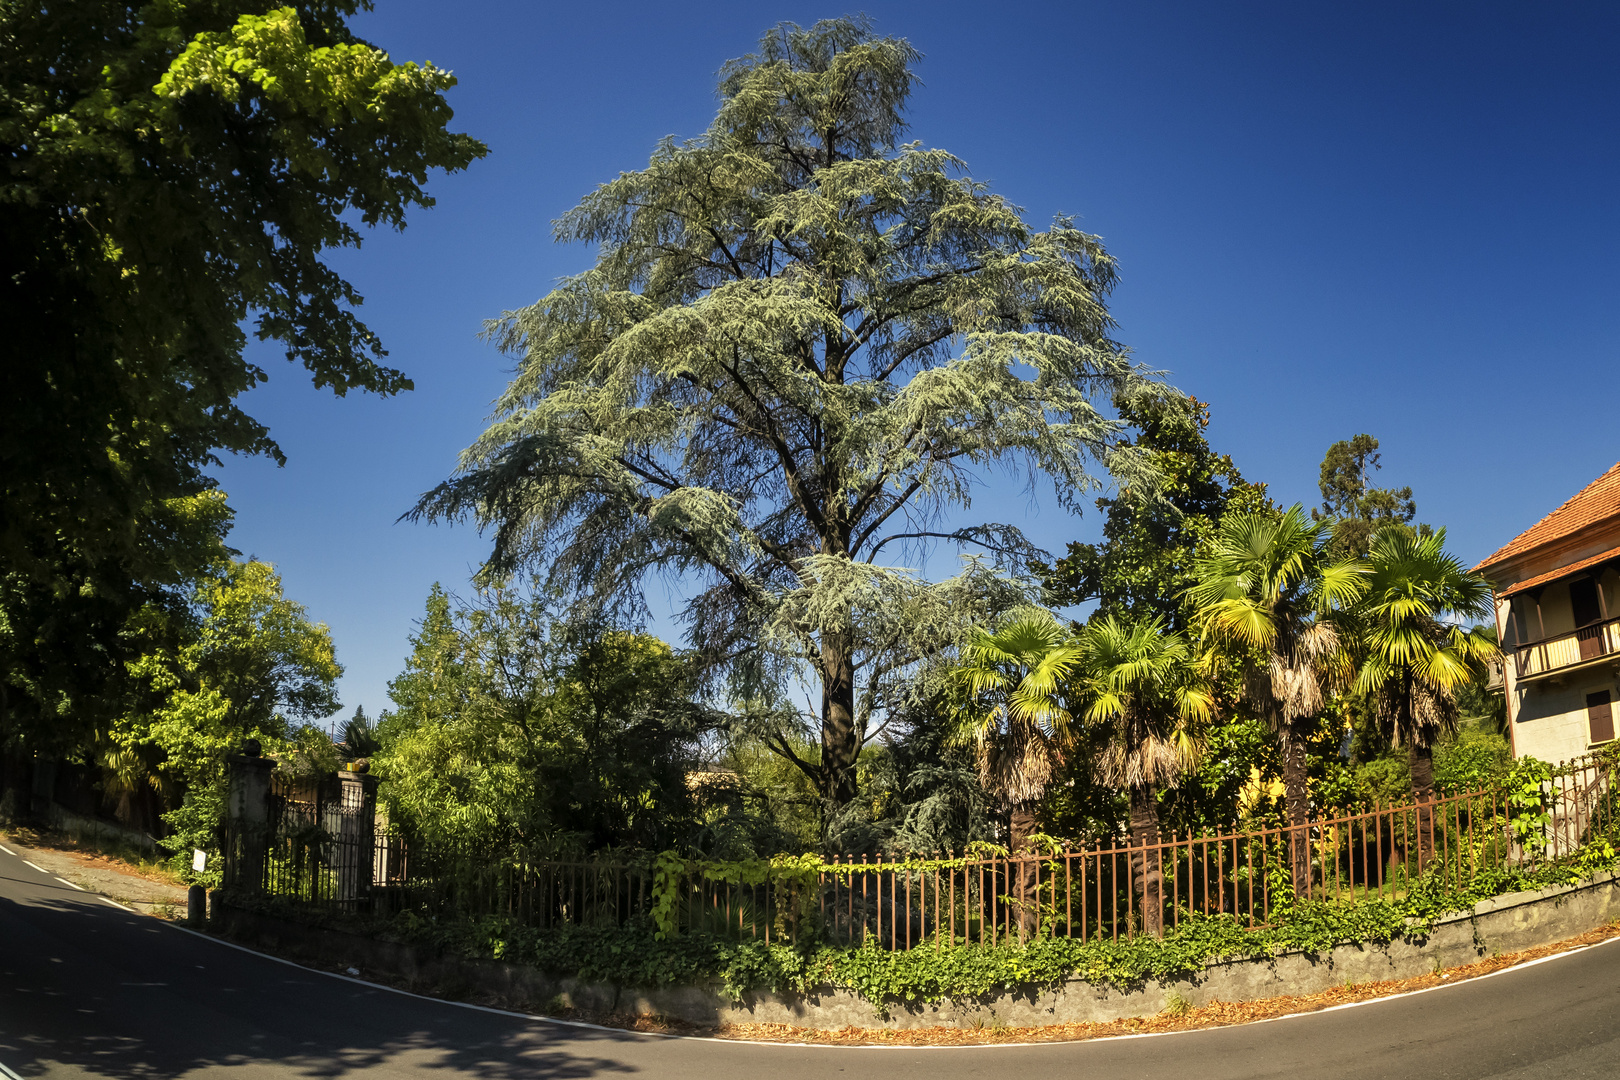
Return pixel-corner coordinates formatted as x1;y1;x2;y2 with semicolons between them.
1474;461;1620;573
1497;543;1620;598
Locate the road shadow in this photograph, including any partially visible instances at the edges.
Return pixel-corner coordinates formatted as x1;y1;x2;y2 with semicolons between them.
0;890;646;1080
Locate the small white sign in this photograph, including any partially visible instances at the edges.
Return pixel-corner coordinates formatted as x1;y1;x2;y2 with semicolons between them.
193;849;207;873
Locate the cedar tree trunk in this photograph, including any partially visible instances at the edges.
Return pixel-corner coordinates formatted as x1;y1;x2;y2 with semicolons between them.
819;632;859;807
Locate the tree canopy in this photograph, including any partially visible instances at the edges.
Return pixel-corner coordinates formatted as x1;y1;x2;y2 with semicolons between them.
949;609;1081;853
1187;505;1364;888
1072;613;1211;936
375;585;717;853
412;16;1160;811
110;557;342;877
0;1;485;748
1036;393;1267;631
1313;434;1427;557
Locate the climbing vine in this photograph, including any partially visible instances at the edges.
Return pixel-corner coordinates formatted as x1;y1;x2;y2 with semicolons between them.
1506;757;1554;857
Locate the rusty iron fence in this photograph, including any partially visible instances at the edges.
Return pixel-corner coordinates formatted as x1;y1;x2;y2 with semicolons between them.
225;752;1618;946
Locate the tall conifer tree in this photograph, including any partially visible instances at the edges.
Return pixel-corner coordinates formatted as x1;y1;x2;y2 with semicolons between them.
414;18;1160;810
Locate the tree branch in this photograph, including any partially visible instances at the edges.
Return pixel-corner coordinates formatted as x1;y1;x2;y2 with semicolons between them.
851;478;924;555
763;731;823;788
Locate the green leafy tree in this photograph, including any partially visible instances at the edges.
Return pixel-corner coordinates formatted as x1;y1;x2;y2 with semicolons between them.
706;734;824;858
1072;614;1212;937
1353;529;1496;866
1188;506;1364;893
711;689;994;859
1156;713;1279;835
376;585;715;853
0;2;484;752
840;689;996;856
408;17;1158;813
374;586;513;845
1;490;234;774
1313;434;1428;558
558;631;720;850
112;558;342;879
1037;393;1269;631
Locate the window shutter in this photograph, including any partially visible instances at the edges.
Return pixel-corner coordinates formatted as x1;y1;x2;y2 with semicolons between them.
1587;691;1614;744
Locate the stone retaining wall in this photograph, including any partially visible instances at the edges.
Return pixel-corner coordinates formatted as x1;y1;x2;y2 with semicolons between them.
213;870;1620;1030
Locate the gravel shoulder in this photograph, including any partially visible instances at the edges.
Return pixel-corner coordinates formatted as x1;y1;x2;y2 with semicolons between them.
0;827;189;916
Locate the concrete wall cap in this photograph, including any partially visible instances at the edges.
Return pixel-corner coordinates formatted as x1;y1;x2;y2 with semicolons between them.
1459;869;1620;921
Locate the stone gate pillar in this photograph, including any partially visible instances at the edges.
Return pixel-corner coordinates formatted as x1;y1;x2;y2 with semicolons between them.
333;765;378;909
226;741;274;893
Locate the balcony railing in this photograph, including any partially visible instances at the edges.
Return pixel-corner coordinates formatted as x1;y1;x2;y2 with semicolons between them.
1513;617;1620;682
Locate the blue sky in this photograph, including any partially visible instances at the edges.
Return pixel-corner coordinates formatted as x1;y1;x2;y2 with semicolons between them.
213;1;1620;724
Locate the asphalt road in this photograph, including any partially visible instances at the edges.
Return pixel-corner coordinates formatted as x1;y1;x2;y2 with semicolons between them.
3;840;1619;1080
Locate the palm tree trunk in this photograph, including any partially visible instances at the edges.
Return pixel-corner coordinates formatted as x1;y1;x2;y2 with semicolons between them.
1010;800;1039;940
1129;784;1163;938
1280;724;1312;898
1409;741;1436;872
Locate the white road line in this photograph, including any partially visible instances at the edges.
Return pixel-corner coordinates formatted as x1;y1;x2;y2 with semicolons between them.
0;842;15;856
21;860;49;875
57;877;85;891
157;919;1620;1051
0;1058;26;1080
102;897;131;911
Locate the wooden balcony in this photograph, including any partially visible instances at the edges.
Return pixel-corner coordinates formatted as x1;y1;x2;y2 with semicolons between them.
1513;617;1620;683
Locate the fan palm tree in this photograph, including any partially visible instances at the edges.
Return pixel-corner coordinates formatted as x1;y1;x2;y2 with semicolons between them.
1187;505;1365;893
98;741;173;835
952;609;1083;849
1354;528;1496;869
1073;615;1214;937
951;609;1083;937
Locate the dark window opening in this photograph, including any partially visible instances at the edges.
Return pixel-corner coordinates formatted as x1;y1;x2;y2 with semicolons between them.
1571;578;1602;628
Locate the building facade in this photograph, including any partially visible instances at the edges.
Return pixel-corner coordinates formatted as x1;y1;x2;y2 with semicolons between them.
1474;462;1620;763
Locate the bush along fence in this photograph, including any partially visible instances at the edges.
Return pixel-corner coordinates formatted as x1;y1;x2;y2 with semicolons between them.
220;748;1617;955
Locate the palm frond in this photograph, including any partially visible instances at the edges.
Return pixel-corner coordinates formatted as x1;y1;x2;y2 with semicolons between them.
1352;528;1500;748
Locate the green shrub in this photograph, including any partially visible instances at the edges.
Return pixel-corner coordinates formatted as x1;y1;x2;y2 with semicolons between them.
1435;731;1513;794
